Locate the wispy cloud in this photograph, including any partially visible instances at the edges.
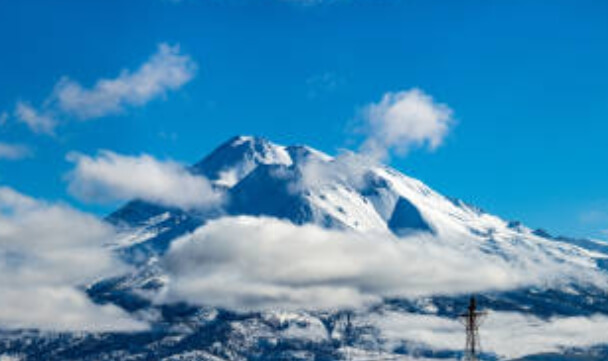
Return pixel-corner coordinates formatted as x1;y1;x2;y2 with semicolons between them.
13;43;196;134
66;151;223;210
0;111;8;126
0;186;146;331
306;72;342;99
580;209;608;225
53;44;196;120
14;102;56;135
0;142;31;160
360;88;454;159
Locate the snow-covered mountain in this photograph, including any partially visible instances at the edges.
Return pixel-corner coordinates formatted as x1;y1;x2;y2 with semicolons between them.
108;135;606;272
3;135;608;361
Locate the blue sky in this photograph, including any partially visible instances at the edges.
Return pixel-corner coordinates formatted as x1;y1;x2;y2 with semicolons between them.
0;0;607;239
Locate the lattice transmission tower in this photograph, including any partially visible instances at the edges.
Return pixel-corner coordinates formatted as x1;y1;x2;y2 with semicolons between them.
459;296;487;361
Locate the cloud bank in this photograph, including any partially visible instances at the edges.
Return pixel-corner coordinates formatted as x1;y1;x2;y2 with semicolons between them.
160;216;599;312
67;151;223;209
0;187;146;331
361;88;453;159
13;43;196;134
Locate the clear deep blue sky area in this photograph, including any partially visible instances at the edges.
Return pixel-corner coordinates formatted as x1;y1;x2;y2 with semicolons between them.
0;0;607;239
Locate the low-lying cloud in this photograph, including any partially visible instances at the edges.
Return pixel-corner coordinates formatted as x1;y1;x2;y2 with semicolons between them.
0;187;146;331
67;151;223;210
361;88;454;159
372;310;608;359
13;43;196;134
160;216;602;312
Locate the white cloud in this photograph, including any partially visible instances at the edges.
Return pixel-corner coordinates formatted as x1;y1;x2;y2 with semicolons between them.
0;143;31;160
160;216;601;312
52;43;196;120
13;102;56;135
13;43;196;134
67;151;223;210
361;88;453;159
370;310;608;359
0;187;146;331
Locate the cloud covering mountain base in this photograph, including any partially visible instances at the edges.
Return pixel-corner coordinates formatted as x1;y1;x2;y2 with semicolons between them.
160;216;606;312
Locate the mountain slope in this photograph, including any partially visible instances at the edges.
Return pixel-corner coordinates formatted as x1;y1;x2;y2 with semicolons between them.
107;136;607;272
4;135;608;361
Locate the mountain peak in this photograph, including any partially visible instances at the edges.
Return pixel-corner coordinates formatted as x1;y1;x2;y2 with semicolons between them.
191;135;292;187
